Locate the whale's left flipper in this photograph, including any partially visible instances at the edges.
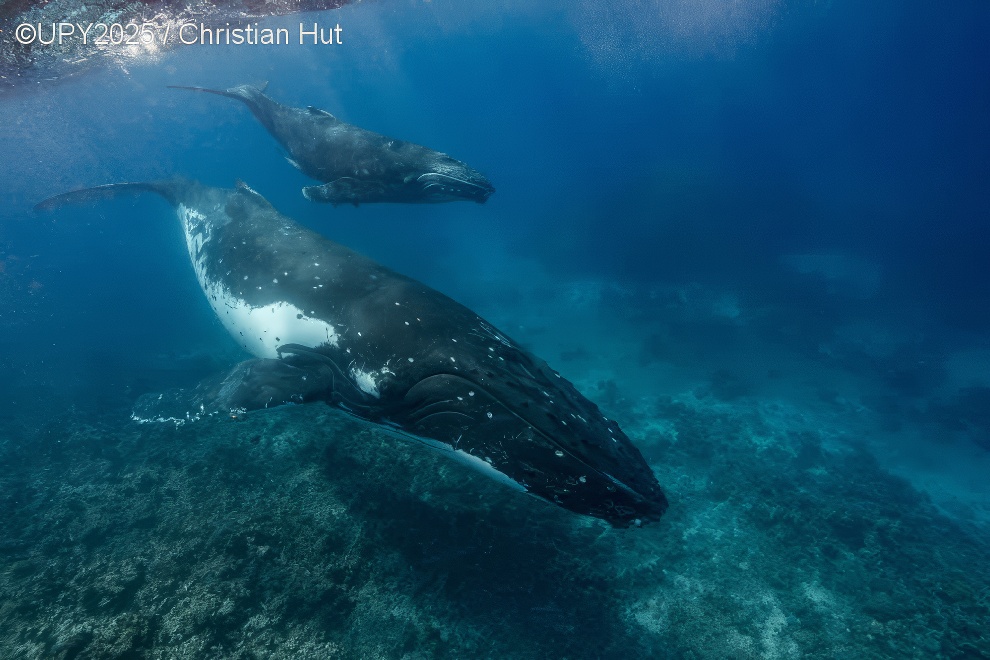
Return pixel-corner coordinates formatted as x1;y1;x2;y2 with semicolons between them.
132;358;333;425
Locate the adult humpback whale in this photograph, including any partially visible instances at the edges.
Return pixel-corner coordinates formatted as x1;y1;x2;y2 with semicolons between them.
35;179;665;527
169;84;496;206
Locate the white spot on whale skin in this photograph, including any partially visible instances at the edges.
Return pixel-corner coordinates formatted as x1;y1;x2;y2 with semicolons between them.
349;364;394;399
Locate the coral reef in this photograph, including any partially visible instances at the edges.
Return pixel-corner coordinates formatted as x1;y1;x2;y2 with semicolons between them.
1;380;988;658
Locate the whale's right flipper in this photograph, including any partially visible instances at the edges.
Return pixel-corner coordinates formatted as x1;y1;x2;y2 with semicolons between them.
131;357;333;425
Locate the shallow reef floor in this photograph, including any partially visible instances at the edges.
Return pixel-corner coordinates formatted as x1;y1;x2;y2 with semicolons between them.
2;276;990;659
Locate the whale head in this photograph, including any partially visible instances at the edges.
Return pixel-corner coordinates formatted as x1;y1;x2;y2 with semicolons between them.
414;156;495;204
392;323;667;527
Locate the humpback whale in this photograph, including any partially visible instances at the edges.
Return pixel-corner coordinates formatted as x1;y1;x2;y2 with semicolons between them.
169;84;496;206
35;180;665;527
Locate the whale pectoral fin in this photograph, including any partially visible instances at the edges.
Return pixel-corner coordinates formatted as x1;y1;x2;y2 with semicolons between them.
131;358;333;424
302;179;385;206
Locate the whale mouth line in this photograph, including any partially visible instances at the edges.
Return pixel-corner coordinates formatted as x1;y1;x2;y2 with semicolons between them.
416;172;484;187
406;373;648;502
416;172;494;199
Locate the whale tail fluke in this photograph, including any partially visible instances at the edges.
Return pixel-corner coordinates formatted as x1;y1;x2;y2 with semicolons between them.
168;81;270;106
33;181;187;213
168;82;275;129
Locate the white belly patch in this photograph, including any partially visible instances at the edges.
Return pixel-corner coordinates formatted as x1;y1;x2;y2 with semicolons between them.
180;204;338;359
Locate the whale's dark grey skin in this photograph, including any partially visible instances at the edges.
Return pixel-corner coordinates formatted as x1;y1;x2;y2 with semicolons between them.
35;179;664;527
169;84;496;206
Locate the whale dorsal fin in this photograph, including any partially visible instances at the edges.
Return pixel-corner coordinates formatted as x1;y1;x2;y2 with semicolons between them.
306;106;337;120
232;180;278;214
235;179;263;197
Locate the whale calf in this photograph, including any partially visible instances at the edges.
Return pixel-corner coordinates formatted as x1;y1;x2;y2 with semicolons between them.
36;179;665;527
169;84;496;206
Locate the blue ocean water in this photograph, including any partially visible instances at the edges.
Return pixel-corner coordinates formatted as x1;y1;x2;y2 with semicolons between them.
1;0;989;657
